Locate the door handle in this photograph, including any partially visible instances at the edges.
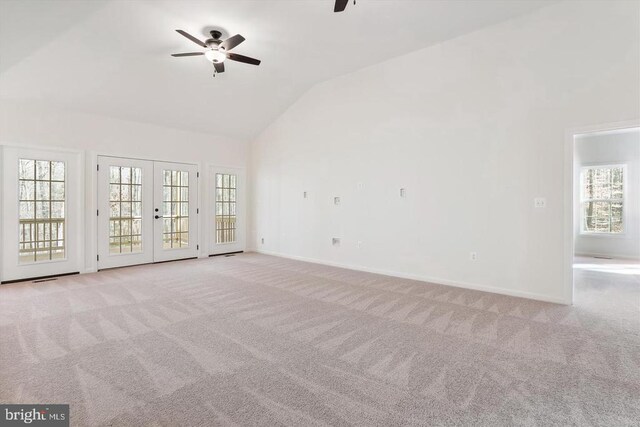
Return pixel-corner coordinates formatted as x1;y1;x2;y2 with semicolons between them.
155;215;163;219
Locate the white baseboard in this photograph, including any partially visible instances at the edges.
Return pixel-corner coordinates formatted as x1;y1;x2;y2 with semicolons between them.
575;252;640;261
253;249;569;305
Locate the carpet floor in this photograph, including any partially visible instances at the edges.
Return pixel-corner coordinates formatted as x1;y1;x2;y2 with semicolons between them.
0;253;638;426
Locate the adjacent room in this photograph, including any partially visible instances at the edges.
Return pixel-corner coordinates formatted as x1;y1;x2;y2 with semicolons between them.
1;0;639;425
573;128;640;322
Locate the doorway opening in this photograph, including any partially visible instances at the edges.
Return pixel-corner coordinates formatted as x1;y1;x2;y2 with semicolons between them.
570;125;639;319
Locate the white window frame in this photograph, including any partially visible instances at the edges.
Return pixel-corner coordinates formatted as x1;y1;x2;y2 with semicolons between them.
579;163;626;236
1;145;84;282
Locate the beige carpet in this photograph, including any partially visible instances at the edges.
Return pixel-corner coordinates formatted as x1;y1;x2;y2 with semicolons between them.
1;253;638;426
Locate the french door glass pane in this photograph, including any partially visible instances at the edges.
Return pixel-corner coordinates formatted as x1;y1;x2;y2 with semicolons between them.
215;173;237;244
162;169;189;249
109;166;143;254
18;158;65;263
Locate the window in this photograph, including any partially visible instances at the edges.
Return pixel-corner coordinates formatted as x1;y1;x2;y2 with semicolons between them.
580;165;624;233
215;173;237;243
162;170;190;248
18;159;66;263
109;166;143;254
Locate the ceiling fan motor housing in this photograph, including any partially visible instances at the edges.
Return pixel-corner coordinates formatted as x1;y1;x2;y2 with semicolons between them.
205;30;223;48
205;39;222;49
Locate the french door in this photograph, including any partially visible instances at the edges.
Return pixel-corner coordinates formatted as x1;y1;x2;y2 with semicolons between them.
1;147;82;282
209;166;245;255
97;157;198;269
97;157;153;269
153;161;199;262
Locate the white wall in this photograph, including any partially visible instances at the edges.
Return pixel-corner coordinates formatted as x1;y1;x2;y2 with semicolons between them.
574;129;640;259
248;0;640;304
0;103;248;276
0;103;247;165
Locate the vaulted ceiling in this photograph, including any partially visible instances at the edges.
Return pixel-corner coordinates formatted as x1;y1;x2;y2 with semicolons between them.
0;0;556;140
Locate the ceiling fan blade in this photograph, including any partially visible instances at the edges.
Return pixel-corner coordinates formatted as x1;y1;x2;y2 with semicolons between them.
214;62;225;73
171;52;204;57
219;34;245;51
226;53;261;66
175;30;207;48
334;0;348;12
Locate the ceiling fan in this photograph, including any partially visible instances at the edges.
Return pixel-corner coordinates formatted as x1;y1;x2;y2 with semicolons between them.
171;29;261;76
334;0;356;12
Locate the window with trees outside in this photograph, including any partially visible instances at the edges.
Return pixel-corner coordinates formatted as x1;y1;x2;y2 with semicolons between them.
109;166;143;254
580;165;624;234
18;159;66;263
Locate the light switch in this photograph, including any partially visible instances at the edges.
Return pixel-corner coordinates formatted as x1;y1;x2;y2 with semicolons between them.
334;197;341;205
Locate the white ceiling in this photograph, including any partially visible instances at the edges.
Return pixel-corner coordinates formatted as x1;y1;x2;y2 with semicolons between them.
0;0;556;140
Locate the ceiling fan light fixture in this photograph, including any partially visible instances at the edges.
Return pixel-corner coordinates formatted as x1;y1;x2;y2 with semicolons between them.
204;49;226;63
172;29;260;75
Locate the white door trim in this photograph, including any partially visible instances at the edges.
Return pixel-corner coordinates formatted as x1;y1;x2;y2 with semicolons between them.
87;151;207;272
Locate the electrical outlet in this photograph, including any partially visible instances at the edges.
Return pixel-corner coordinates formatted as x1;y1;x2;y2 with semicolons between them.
332;238;341;246
357;241;363;249
470;252;477;261
303;191;307;199
400;188;406;198
357;182;364;191
334;196;341;205
261;238;264;245
534;197;546;208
